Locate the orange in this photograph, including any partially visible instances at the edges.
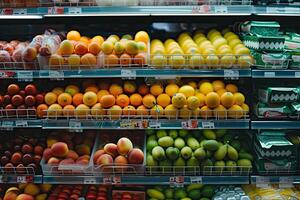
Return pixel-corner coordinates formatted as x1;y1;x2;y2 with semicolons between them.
233;92;245;106
150;83;163;96
83;91;98;107
217;88;227;97
49;54;64;68
120;53;132;66
225;84;238;93
52;87;64;96
179;105;191;119
136;105;149;116
138;84;149;96
129;93;143;107
114;42;125;55
45;92;57;105
59;40;74;56
195;93;206;107
214;105;227;119
241;103;249;113
134;31;150;44
100;95;116;108
134;53;147;66
104;54;119;66
36;104;48;118
68;54;81;66
81;53;97;66
73;93;83;106
212;80;225;91
91;35;104;46
123;105;136;116
157;93;171;108
107;105;122;119
80;36;90;44
116;94;130;108
165;84;179;97
205;92;220;109
228;105;244;119
199;82;213;95
188;81;198;89
178;85;195;97
150;105;164;118
47;103;63;117
109;84;123;97
75;104;90;118
63;105;75;117
57;93;72;107
88;42;101;55
97;90;109;102
125;41;139;55
75;41;88;55
142;94;156;108
200;105;213;119
91;103;106;118
220;92;234;108
164;104;178;119
67;30;81;41
85;85;99;93
65;85;80;96
101;41;114;55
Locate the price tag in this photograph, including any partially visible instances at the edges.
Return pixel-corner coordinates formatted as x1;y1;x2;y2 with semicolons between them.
191;5;210;14
121;69;136;79
48;7;64;14
182;120;198;129
16;176;27;183
256;176;270;188
68;7;82;14
69;120;82;132
49;70;64;80
0;71;16;78
148;120;161;129
17;71;33;82
264;71;275;78
170;176;184;188
15;120;28;127
190;176;202;184
1;8;13;15
224;70;239;80
84;177;96;184
215;5;228;13
112;176;121;184
295;72;300;78
103;176;112;184
201;121;215;129
279;177;293;188
120;119;148;129
13;9;27;15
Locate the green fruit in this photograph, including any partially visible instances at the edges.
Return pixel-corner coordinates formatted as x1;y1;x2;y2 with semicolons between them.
214;160;225;171
169;130;178;139
187;137;200;150
200;198;210;200
206;150;212;158
147;140;158;152
194;148;206;161
238;152;254;161
202;130;216;140
174;188;187;199
147;189;165;200
166;147;180;161
174;156;185;166
181;146;193;160
188;189;201;200
201;185;215;198
203;140;219;151
159;159;172;166
237;159;252;167
181;198;191;200
146;129;155;135
154;186;164;192
148;135;157;141
179;130;189;137
158;136;174;148
186;184;203;192
165;188;174;199
214;144;227;161
174;138;186;149
187;156;199;166
226;160;237;172
230;140;241;151
201;158;213;171
223;134;233;144
215;129;227;138
227;145;238;161
217;142;223;148
146;154;158;166
148;198;158;200
156;130;168;138
152;146;166;161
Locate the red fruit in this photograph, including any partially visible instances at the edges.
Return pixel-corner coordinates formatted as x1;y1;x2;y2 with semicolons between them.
0;155;9;165
25;84;37;95
22;143;33;154
19;90;26;97
5;104;16;116
11;152;23;165
43;148;52;161
33;155;42;165
3;44;14;55
11;94;24;106
16;105;27;116
7;84;20;95
0;95;3;106
35;94;44;104
22;154;33;165
3;94;11;105
24;95;36;106
4;163;14;172
34;145;44;155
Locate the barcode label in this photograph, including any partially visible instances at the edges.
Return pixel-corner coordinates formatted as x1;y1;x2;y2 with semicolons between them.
17;71;33;82
202;121;215;129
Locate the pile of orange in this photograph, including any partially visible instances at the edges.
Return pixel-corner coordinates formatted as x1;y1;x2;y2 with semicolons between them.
37;79;249;119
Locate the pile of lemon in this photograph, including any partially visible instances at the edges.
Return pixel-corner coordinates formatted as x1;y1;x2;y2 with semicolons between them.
150;29;254;69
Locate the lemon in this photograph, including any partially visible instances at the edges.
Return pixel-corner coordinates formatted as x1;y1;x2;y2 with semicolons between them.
224;32;236;39
217;47;232;55
151;48;165;55
210;35;223;43
237;55;254;68
234;47;250;55
193;33;205;41
164;39;177;47
185;47;200;54
205;55;219;67
202;48;216;57
228;39;242;49
169;55;185;69
220;55;237;68
169;48;184;55
233;44;245;52
212;38;228;49
207;29;220;39
208;31;222;41
151;39;163;46
195;37;208;45
189;55;205;68
151;55;166;68
226;34;240;42
199;40;213;49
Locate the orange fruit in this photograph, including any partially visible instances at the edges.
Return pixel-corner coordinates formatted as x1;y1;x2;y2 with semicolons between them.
228;105;244;119
81;53;97;66
107;105;122;119
200;105;213;119
65;85;80;96
123;105;136;116
109;84;123;97
63;105;75;117
97;90;109;103
52;87;64;96
150;105;164;118
91;36;104;46
75;104;90;118
91;103;106;119
134;31;150;44
164;104;178;119
129;93;143;107
104;54;119;66
75;41;88;55
47;103;63;117
73;93;83;106
83;91;98;107
150;83;163;96
49;54;64;68
142;94;156;108
80;36;90;44
195;93;206;107
165;84;179;97
214;105;227;119
57;93;72;107
88;42;101;55
134;53;147;66
116;94;130;108
120;53;132;66
45;92;57;106
205;92;220;109
59;40;74;56
233;92;245;106
136;105;149;116
138;84;149;96
67;30;81;41
101;41;114;55
36;104;48;118
216;88;227;97
225;84;238;93
157;93;171;108
100;95;116;108
220;92;234;108
179;105;191;119
199;82;213;95
125;41;138;55
241;103;249;113
85;85;99;93
212;80;225;91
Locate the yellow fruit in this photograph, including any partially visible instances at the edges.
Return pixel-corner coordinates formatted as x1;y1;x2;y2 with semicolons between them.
135;31;149;44
151;55;166;68
234;47;250;55
178;85;195;97
200;105;213;119
238;55;254;68
165;84;179;97
205;55;219;67
241;103;249;113
188;81;198;89
220;92;234;108
187;96;200;110
212;80;225;91
221;28;230;35
217;47;232;55
233;92;245;106
226;34;239;42
220;55;236;67
169;55;185;69
195;93;206;107
228;39;242;49
216;88;227;97
189;55;205;68
225;84;238;93
179;105;191;119
150;105;164;118
214;105;227;119
199;82;213;95
224;32;237;39
101;41;114;54
157;93;171;108
228;105;244;119
172;93;187;108
205;92;220;109
150;84;164;96
165;104;178;119
212;38;227;49
195;37;207;45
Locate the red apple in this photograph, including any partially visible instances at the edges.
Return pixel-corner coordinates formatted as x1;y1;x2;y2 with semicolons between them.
35;94;44;104
11;94;24;106
25;84;37;95
0;95;3;106
16;105;27;117
7;84;19;95
3;94;11;105
24;95;36;106
19;90;26;97
5;104;16;116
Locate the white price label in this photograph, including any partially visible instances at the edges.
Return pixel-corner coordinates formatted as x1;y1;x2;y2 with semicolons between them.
49;70;64;80
266;7;282;13
17;71;33;82
103;176;112;184
68;7;82;14
16;176;27;183
15;120;28;127
279;177;293;188
170;176;184;187
190;176;202;184
13;9;27;15
264;72;275;77
121;69;136;79
2;121;13;127
284;7;300;13
215;5;228;13
112;176;121;184
182;120;198;129
191;5;210;14
201;121;215;129
84;177;96;184
224;70;239;79
256;176;270;188
69;120;82;132
148;121;161;129
295;72;300;78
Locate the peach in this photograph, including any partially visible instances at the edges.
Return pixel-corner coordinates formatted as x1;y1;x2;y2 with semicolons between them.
127;148;144;164
51;142;69;157
48;157;60;165
16;194;34;200
107;105;122;119
93;149;105;164
75;104;90;118
49;54;64;68
74;42;88;55
4;192;18;200
104;143;118;157
75;144;91;156
83;91;97;106
81;53;97;66
0;50;11;63
60;40;74;56
11;152;22;165
114;155;128;165
22;46;37;62
96;154;113;166
60;158;75;165
16;164;26;174
91;103;106;119
88;42;101;55
77;155;90;162
117;137;133;155
68;54;81;67
66;150;79;160
24;183;40;196
76;159;89;165
43;148;52;161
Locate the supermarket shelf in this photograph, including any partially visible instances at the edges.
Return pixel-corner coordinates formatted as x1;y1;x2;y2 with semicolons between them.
0;119;42;129
251;176;300;184
254;5;300;16
252;69;300;78
251;120;300;129
0;174;42;184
